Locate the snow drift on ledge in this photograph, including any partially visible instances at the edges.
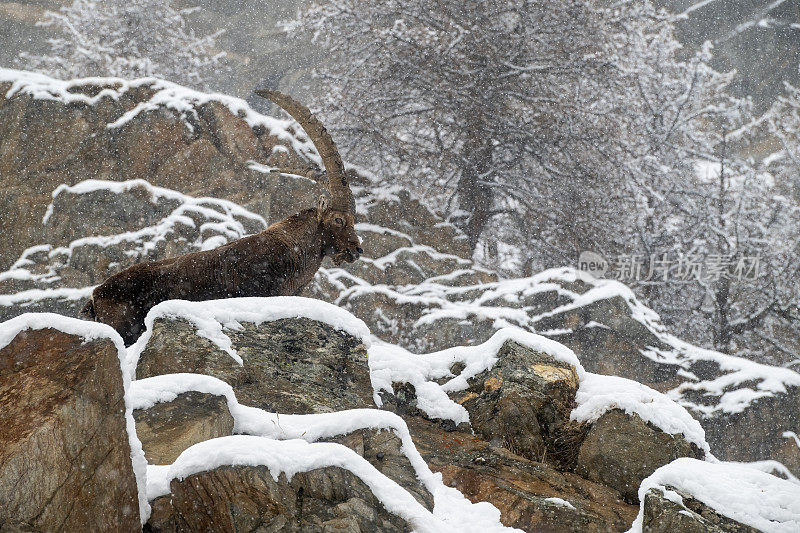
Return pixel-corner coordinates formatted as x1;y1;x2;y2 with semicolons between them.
3;299;800;530
628;458;800;533
0;67;323;167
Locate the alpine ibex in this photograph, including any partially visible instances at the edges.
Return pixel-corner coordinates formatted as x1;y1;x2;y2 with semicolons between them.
81;89;362;345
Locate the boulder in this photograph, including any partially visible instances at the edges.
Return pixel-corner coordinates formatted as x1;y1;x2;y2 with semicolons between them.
641;486;761;533
134;391;235;465
136;316;374;414
0;327;140;531
576;409;704;503
146;464;412;532
0;74;311;271
406;416;637;532
453;339;580;466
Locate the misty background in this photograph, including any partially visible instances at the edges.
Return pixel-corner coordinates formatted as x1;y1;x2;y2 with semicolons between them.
1;0;799;367
1;0;798;110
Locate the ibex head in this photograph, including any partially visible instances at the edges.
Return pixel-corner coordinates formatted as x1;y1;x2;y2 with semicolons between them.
255;88;362;265
316;195;361;265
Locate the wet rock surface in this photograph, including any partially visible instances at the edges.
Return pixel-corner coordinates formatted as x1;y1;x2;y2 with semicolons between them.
0;328;140;532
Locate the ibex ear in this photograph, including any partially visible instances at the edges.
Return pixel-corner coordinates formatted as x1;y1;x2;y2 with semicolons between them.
317;195;328;222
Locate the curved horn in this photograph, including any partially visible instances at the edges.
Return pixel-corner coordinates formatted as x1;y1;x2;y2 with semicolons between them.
255;89;353;214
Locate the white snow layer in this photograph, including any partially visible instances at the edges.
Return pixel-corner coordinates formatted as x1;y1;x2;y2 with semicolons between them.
126;296;372;376
0;314;150;524
133;373;516;533
544;497;576;510
0;68;323;168
42;178;266;227
150;436;447;533
733;460;800;485
628;458;800;533
572;373;710;454
369;325;709;452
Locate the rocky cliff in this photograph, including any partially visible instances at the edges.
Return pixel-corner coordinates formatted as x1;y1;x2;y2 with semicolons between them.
2;300;798;532
1;68;797;478
1;69;799;531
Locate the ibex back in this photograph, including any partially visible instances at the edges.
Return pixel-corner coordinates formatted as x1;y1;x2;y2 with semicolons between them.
81;89;362;345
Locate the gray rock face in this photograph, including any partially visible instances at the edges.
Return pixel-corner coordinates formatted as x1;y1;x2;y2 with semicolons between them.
0;328;140;532
576;410;704;503
134;391;235;465
326;429;434;512
641;486;761;533
136;317;374;414
146;465;412;532
0;78;310;272
450;340;581;468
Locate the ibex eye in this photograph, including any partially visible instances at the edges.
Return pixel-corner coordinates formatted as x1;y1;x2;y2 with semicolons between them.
335;217;344;226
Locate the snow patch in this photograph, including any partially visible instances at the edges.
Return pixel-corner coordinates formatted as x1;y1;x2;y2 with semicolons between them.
628;458;800;533
126;296;372;377
544;497;576;510
572;373;710;454
0;287;93;307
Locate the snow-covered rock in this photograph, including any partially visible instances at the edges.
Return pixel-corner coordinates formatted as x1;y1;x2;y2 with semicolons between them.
0;68;324;272
0;314;145;529
146;437;426;532
133;387;235;465
127;297;724;531
131;297;375;414
576;409;705;503
631;458;800;533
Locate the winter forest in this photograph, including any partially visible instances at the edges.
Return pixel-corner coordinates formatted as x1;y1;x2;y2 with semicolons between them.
1;0;799;532
9;0;798;365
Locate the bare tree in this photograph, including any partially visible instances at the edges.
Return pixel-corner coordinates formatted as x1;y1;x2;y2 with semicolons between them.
291;0;800;362
18;0;229;90
288;0;637;256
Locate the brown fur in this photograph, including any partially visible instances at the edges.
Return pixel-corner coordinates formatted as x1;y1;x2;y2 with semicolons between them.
82;90;362;346
84;206;360;345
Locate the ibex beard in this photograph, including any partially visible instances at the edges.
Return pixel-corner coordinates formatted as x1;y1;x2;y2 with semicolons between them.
80;89;362;346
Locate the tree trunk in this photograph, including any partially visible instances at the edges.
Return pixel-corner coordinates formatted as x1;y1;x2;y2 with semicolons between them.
713;277;732;353
456;115;495;252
